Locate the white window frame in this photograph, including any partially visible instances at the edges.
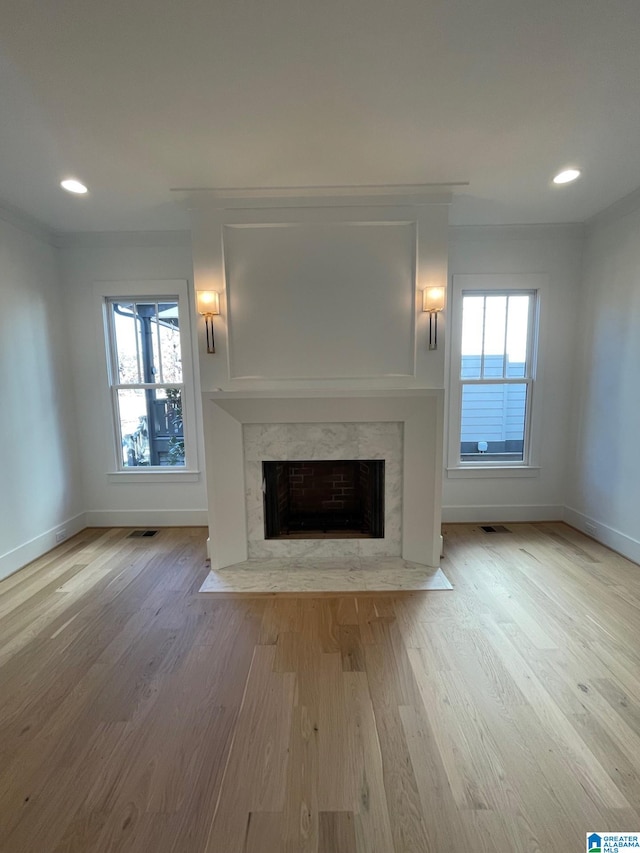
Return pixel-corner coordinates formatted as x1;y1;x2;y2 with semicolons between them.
447;274;545;478
98;280;200;478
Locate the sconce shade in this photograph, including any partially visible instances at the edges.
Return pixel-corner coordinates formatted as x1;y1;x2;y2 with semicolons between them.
422;286;445;313
197;291;220;316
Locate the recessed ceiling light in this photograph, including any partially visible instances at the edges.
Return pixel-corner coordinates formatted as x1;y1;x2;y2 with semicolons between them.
60;178;88;194
553;169;581;185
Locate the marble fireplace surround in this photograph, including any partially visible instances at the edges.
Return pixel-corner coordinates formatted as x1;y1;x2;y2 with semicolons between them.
244;422;402;560
205;390;444;569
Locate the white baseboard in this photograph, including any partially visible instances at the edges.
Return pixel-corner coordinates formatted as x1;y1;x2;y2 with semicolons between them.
5;506;635;586
0;512;87;583
84;509;208;527
563;506;640;566
442;504;564;524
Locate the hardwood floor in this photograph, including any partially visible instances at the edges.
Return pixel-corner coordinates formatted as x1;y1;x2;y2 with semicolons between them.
1;523;640;852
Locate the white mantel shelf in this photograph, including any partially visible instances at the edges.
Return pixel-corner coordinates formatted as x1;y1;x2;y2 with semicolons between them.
206;388;444;427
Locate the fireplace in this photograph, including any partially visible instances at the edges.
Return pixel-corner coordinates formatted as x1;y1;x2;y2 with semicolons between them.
263;460;385;539
205;391;443;568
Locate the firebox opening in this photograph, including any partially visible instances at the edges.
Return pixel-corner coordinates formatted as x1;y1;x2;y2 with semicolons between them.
263;460;385;539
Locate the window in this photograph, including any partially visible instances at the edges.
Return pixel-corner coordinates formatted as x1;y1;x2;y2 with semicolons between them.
101;281;198;472
448;276;541;473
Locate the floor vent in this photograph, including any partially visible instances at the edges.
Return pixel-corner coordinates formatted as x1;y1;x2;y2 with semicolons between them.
480;525;511;534
128;530;159;538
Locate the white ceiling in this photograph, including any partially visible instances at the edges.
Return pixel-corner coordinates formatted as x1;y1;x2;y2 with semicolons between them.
1;0;640;233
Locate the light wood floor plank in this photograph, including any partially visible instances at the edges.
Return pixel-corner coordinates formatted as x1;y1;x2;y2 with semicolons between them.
1;522;640;851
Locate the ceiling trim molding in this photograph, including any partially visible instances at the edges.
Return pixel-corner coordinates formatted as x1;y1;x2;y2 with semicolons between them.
450;222;585;242
175;183;461;210
53;230;192;249
0;200;55;246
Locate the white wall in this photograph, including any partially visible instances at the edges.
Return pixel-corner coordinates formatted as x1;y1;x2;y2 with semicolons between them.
223;221;417;380
444;225;584;522
0;214;84;579
59;236;208;527
565;203;640;563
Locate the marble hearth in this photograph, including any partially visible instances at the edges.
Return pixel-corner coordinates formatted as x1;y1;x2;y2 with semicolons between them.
204;390;444;569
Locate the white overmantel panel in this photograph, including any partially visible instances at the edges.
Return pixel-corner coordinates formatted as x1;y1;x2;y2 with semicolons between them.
224;221;416;380
204;389;444;569
189;189;450;392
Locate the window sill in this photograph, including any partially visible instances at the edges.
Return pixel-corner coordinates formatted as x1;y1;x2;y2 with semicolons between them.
107;470;201;483
446;466;540;479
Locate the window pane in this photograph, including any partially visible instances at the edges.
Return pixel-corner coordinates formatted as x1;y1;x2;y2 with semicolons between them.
482;296;507;377
112;302;141;383
111;300;182;385
134;302;160;383
460;383;527;461
461;296;484;378
116;388;185;467
151;307;162;382
506;295;530;378
157;303;182;383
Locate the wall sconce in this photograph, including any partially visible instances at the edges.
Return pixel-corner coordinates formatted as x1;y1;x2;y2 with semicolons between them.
196;291;220;353
422;286;445;350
